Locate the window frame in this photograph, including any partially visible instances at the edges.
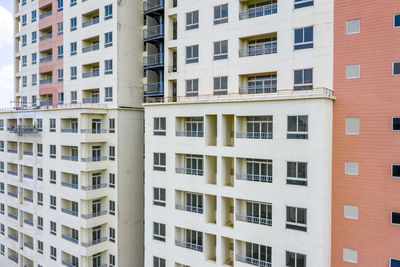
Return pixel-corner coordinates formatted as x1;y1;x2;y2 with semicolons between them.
393;62;400;76
153;153;166;171
287;115;309;139
186;10;199;30
286;250;307;267
185;79;199;96
213;40;228;60
391;164;400;178
286;161;308;186
286;206;307;232
294;68;313;89
185;45;199;64
153;187;166;206
213;3;228;24
346;64;361;79
153;222;166;242
294;26;314;50
394;14;400;28
153;117;166;136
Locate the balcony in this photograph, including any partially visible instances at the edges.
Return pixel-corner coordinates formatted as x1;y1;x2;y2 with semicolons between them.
82;17;99;28
23;219;34;226
40;100;53;106
143;53;164;69
8;213;18;220
61;182;78;189
7;191;18;198
39;55;52;63
236;214;272;226
236;173;272;183
23;174;33;179
82;71;99;79
7;149;17;154
62;260;78;267
8;125;40;134
40;10;52;20
239;2;277;20
7;171;17;176
81;183;107;191
40;78;52;85
176;168;203;176
144;82;164;96
81;129;107;134
62;234;79;244
8;234;18;242
61;129;78;133
176;131;204;137
61;208;78;217
61;155;79;161
23;196;33;203
235;255;271;267
175;240;203;252
239;84;277;94
236;132;272;139
239;42;277;57
81;156;107;162
144;24;163;41
176;204;203;214
81;237;107;247
24;242;34;249
8;255;18;263
81;210;107;219
39;33;52;41
143;0;164;14
82;43;99;53
82;97;99;104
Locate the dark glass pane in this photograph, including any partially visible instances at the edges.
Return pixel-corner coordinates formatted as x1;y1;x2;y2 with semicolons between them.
393;165;400;177
395;14;400;27
304;26;313;42
294;28;303;43
394;63;400;75
298;163;307;178
304;69;313;84
298;116;308;132
287;162;297;177
286;207;296;222
294;70;303;85
288;116;298;132
297;208;307;224
297;253;306;267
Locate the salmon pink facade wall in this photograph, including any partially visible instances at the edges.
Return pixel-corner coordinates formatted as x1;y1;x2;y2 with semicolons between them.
332;0;400;266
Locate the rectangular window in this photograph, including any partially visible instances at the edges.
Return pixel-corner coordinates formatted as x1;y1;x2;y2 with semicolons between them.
154;117;166;136
50;145;56;158
32;53;37;65
22;15;27;26
109;200;115;215
392;164;400;178
57;92;64;104
287;162;308;186
393;62;400;75
286;206;307;232
57;22;63;35
153;222;166;242
294;0;313;8
109;173;115;188
57;46;64;58
105;4;113;20
244;116;273;139
392;212;400;225
109;146;115;161
22;35;27;46
71;0;77;7
244;158;272;183
153;188;166;206
70;17;77;31
186;11;199;30
22;55;27;67
110;255;116;267
0;223;4;234
244;200;272;225
70;42;77;56
105;59;113;74
57;0;63;11
185;79;199;96
154;257;165;267
343;248;358;264
50;246;57;260
394;14;400;28
71;91;77;104
105;87;113;101
57;69;64;82
38;216;43;229
153;153;166;171
38;241;43;254
22;76;27;87
0;162;3;173
286;251;306;267
37;168;43;181
183;154;204;175
105;32;113;47
214;4;228;24
185;45;199;64
32;10;37;22
32;31;37;43
50;118;56;132
50;170;56;184
109;119;115;133
294;68;313;89
0;183;3;193
37;144;43;157
50;221;56;235
70;66;77;80
287;115;308;139
294;26;313;50
344;205;359;220
346;64;360;79
50;195;56;209
345;118;360;135
345;161;359;175
214;40;228;60
109;227;115;242
244;242;271;265
346;19;360;34
213;76;228;94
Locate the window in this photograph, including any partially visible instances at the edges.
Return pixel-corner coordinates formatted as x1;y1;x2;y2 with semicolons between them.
182;154;203;175
50;195;56;209
181;117;203;137
109;200;115;215
50;170;56;184
346;19;360;34
244;201;271;225
71;0;77;7
287;116;308;139
0;244;3;255
394;14;400;28
286;251;306;267
244;242;271;265
185;45;199;64
22;15;27;26
186;11;199;30
32;10;37;22
105;59;113;74
109;146;115;161
58;92;64;104
392;212;400;225
37;144;43;157
392;164;400;178
70;42;77;56
38;241;43;254
214;40;228;60
22;76;27;87
153;188;166;206
50;118;56;132
0;223;4;234
109;119;115;133
286;206;307;231
346;64;360;79
57;0;63;11
153;222;166;242
0;162;3;173
245;158;272;182
32;31;37;43
38;216;43;229
345;118;360;135
393;62;400;75
294;0;313;8
154;117;166;136
153;153;166;171
50;246;57;260
110;255;116;267
105;32;113;47
109;227;115;242
37;168;43;181
22;35;27;46
345;161;359;175
50;221;56;235
70;66;77;80
214;4;228;24
58;69;64;82
185;79;199;96
0;120;3;131
0;183;3;193
294;69;313;89
343;248;358;264
70;17;77;31
244;116;273;139
154;257;165;267
57;22;63;35
287;162;308;186
344;205;359;220
294;26;313;50
32;53;37;65
105;87;113;101
390;259;400;267
105;4;113;20
0;204;3;214
57;46;64;58
22;55;27;67
109;173;115;188
71;91;77;104
213;76;228;94
0;142;3;152
50;145;56;158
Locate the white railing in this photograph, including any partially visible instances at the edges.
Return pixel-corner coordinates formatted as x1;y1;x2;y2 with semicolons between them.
239;3;277;20
236;214;272;226
236;132;272;139
175;204;203;214
176;131;204;137
235;255;271;267
175;240;203;252
176;168;204;176
236;173;272;183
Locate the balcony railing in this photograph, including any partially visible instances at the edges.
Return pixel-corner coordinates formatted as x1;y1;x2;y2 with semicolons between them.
239;85;277;94
23;151;33;156
61;181;78;189
236;173;272;183
23;174;33;179
8;213;18;220
81;210;107;219
80;129;107;134
7;191;17;197
39;11;52;19
236;132;273;139
61;129;78;133
62;260;78;267
82;97;100;103
7;149;17;154
8;255;18;263
61;208;78;217
236;214;272;226
82;70;99;78
239;42;277;57
236;255;271;267
7;170;17;176
82;43;100;53
23;196;33;202
62;234;79;244
24;219;34;226
24;242;34;249
239;3;278;20
81;156;107;162
176;131;204;137
8;125;40;134
8;234;18;241
39;33;52;41
81;237;107;247
143;53;164;67
82;17;99;28
61;155;79;161
144;82;164;96
143;0;164;13
143;24;163;40
40;78;53;85
39;55;52;63
81;183;107;191
175;240;203;252
175;204;203;214
176;168;203;176
40;101;53;106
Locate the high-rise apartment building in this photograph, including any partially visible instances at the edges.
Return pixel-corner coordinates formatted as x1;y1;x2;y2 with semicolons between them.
0;0;144;266
332;1;400;266
144;0;334;266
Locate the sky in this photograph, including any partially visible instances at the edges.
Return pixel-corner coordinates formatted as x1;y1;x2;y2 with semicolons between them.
0;0;15;107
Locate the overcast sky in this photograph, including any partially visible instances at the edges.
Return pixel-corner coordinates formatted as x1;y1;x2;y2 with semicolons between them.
0;0;14;107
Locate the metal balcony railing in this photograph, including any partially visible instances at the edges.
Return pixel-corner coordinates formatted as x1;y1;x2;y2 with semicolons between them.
236;131;273;139
82;17;99;28
24;196;33;202
23;151;33;156
82;70;99;78
239;3;278;20
81;156;107;162
239;85;277;94
62;234;79;244
61;128;78;133
39;78;52;85
62;260;78;267
236;214;272;226
143;0;163;13
143;24;163;40
176;168;204;176
39;33;52;41
8;213;18;220
175;240;203;252
7;170;17;175
235;255;271;267
23;174;33;179
24;219;34;226
81;237;107;247
143;53;164;67
175;204;203;214
81;183;107;190
8;255;18;263
61;208;78;217
176;131;204;137
24;242;34;249
7;192;17;198
236;173;272;183
144;82;164;96
61;181;78;189
81;210;107;219
61;155;79;161
39;55;52;63
82;97;100;103
82;43;99;53
8;234;18;241
239;42;277;57
8;125;40;134
39;11;52;19
80;129;107;134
